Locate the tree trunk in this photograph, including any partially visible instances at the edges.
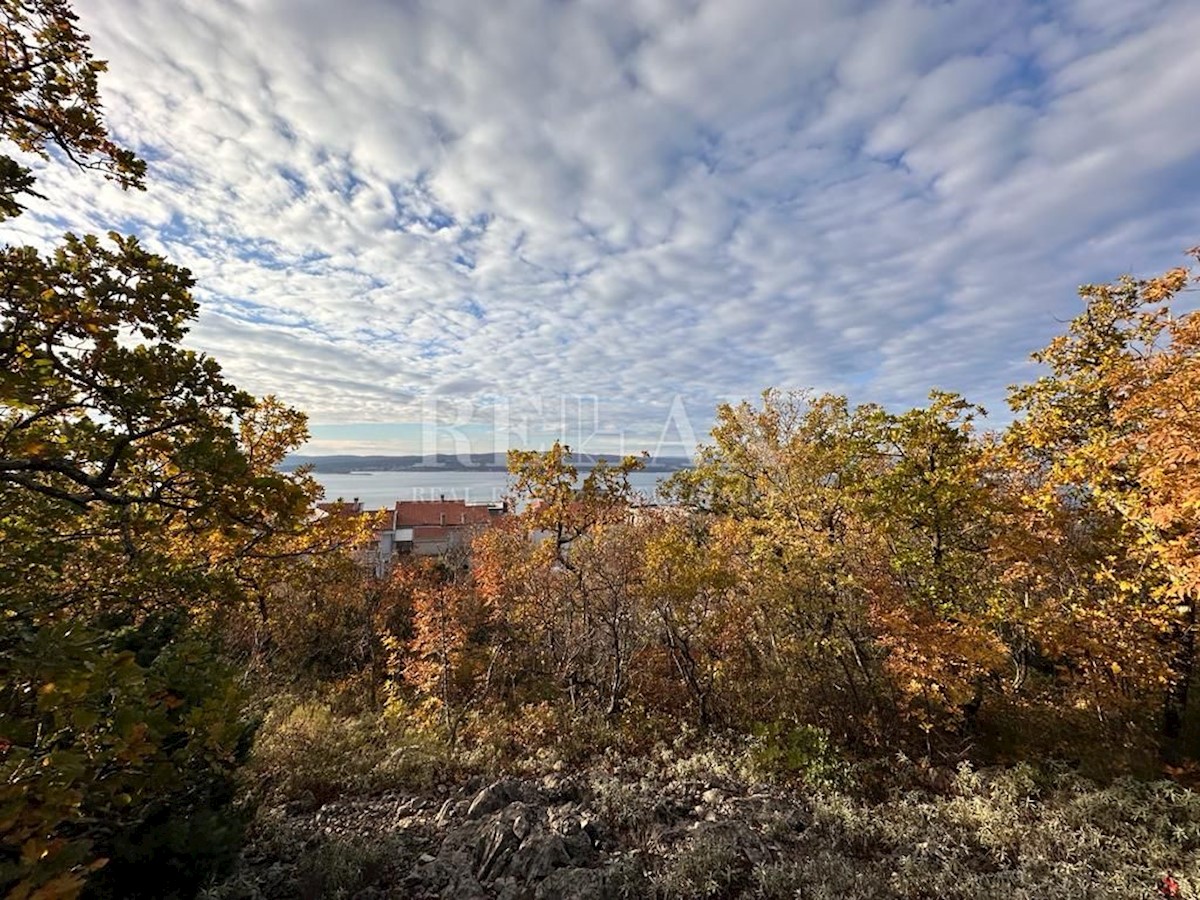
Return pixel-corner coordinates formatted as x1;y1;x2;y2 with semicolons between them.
1163;600;1197;761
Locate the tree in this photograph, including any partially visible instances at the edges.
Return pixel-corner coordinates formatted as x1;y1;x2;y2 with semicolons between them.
1115;264;1200;750
507;441;646;565
0;2;321;895
401;559;500;751
0;0;144;218
0;247;321;896
862;393;1008;736
664;390;1013;747
1005;251;1200;757
664;391;893;742
640;517;738;727
491;444;651;715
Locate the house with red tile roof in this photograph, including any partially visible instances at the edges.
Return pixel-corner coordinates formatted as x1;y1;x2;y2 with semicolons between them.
388;496;505;557
310;495;507;576
314;499;365;517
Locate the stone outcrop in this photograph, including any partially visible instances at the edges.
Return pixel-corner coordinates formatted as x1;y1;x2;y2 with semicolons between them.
400;773;805;898
216;768;810;898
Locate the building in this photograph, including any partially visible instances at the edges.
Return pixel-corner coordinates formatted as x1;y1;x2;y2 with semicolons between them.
389;496;506;557
312;495;507;576
315;499;365;517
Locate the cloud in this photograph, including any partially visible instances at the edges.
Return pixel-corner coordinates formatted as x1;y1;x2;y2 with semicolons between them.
4;0;1197;453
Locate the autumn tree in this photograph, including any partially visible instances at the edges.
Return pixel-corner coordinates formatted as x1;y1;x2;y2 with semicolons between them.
664;392;893;741
507;441;646;562
484;444;649;716
1115;263;1200;751
857;395;1009;743
394;559;498;750
0;2;324;895
0;245;322;896
664;390;1015;747
640;517;738;727
0;0;144;218
1005;250;1200;757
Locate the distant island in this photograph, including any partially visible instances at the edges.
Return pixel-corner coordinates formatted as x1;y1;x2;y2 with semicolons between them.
279;453;694;474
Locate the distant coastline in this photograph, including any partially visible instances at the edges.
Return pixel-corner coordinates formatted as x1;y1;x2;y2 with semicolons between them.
280;453;693;475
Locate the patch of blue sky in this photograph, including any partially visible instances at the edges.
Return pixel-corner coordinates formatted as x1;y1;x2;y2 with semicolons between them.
839;367;880;392
217;233;315;270
417;338;451;359
354;271;389;291
419;209;456;232
209;295;312;329
101;213;153;239
353;325;408;348
128;140;171;164
998;52;1050;104
276;165;307;197
324;161;367;200
157;210;192;242
385;181;458;233
25;209;77;235
297;248;331;264
151;154;199;186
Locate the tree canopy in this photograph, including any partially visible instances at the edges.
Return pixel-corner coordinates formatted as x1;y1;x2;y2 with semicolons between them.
0;3;326;895
0;0;144;219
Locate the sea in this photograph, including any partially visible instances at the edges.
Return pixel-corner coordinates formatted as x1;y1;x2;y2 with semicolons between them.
309;469;674;509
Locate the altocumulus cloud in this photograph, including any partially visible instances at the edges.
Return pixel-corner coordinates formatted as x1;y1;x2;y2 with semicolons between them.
5;0;1199;453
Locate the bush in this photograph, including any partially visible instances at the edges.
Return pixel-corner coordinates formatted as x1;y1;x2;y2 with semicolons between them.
292;835;405;900
742;722;847;786
1;623;254;900
248;698;441;808
779;764;1200;899
655;828;750;899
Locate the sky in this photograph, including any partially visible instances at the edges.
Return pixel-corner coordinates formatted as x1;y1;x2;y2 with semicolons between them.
4;0;1199;458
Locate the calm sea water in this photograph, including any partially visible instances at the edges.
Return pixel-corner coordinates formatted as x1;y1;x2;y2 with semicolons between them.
310;469;672;508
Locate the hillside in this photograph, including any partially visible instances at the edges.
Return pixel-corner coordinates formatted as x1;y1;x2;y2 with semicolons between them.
280;454;693;474
206;739;1198;899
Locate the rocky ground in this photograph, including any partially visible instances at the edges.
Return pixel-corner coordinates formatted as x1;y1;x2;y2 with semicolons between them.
206;767;809;899
203;755;1200;899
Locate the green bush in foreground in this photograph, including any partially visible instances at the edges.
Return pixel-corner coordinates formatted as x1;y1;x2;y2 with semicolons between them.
247;699;445;809
650;760;1200;899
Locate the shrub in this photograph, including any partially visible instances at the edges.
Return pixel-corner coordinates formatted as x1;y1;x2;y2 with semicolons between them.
781;764;1200;899
293;835;405;900
742;722;847;786
247;698;441;808
1;624;253;899
654;828;750;899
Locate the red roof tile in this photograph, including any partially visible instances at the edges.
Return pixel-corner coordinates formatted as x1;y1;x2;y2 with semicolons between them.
316;500;364;516
393;499;492;528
